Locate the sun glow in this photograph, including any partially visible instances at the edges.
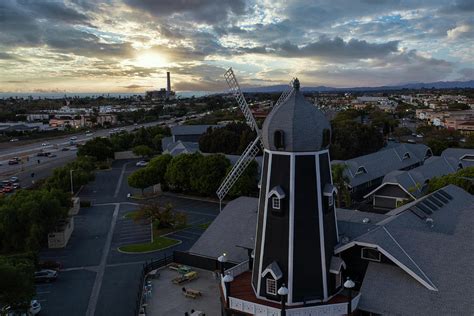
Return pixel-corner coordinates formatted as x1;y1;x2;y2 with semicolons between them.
133;52;169;68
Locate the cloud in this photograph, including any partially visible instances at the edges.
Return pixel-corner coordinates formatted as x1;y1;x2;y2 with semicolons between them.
123;0;247;24
447;23;474;40
242;36;399;60
122;84;152;89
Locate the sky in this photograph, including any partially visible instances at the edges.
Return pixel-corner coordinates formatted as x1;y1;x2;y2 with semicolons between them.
0;0;473;93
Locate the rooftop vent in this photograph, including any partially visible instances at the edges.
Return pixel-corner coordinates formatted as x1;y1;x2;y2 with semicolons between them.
362;218;371;224
425;217;434;228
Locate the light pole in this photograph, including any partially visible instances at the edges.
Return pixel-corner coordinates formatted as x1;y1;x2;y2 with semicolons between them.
218;253;227;276
344;277;355;316
223;274;234;309
278;284;289;316
70;169;75;194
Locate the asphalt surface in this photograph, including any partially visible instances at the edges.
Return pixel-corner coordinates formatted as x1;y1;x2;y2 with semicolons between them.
36;159;220;316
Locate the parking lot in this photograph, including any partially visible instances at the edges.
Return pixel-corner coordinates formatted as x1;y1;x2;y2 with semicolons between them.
34;159;221;316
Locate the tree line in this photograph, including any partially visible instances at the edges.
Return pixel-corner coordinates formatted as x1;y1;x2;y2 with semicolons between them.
128;153;259;198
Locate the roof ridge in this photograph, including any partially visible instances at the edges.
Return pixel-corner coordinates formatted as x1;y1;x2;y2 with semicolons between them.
382;227;437;290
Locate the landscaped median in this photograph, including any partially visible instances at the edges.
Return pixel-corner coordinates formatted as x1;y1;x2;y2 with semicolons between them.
118;204;185;254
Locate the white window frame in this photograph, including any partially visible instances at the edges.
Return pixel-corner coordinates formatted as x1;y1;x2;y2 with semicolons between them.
328;194;334;207
272;197;280;210
361;247;381;262
266;278;277;295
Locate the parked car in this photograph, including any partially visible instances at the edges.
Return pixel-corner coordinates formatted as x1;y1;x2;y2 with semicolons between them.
8;159;19;165
10;177;19;183
48;154;57;158
1;186;13;193
37;152;46;157
41;142;48;146
34;269;58;283
70;136;77;140
12;183;20;189
0;300;41;316
61;147;70;151
136;161;149;167
9;138;19;142
85;132;94;137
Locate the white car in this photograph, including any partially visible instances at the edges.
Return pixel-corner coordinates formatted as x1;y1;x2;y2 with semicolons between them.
70;136;77;140
30;300;41;315
136;161;149;167
85;133;94;137
41;142;48;146
0;300;41;316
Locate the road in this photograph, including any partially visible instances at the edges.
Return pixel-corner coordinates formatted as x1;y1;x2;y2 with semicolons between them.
36;159;220;316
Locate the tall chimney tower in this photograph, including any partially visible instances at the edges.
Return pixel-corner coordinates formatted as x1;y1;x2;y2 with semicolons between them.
166;71;171;98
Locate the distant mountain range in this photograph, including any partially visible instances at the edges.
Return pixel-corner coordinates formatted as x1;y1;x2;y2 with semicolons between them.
242;80;474;93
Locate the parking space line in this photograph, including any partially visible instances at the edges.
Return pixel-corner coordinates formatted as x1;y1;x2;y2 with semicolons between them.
36;291;51;295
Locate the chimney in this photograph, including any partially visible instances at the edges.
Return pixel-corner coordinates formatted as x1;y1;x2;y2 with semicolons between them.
166;72;171;98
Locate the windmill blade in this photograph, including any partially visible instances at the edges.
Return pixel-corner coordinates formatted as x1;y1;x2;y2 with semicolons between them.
224;68;261;136
216;136;260;203
273;78;295;110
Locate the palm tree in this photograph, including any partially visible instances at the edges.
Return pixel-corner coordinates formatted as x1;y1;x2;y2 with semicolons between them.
332;163;351;208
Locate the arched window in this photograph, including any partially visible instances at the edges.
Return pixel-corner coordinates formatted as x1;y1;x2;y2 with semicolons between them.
274;130;285;150
322;129;331;148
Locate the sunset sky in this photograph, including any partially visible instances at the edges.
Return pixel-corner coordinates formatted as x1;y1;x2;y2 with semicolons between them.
0;0;473;93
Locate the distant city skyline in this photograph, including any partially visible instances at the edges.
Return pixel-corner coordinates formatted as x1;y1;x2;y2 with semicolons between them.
0;0;473;93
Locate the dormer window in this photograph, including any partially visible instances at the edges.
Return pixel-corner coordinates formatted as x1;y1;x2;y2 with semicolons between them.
274;130;285;150
355;166;367;175
361;247;381;262
402;152;411;160
272;197;280;209
268;186;286;213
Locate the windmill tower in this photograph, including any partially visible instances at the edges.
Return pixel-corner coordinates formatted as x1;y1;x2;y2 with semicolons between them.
219;70;345;311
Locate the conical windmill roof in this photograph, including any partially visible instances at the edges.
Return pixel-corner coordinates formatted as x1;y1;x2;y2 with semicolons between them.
262;79;331;152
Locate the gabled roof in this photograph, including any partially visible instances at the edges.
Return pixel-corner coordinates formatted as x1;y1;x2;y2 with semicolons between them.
332;143;431;188
268;186;286;199
441;147;474;168
364;155;460;199
262;261;283;280
170;124;218;136
337;185;474;313
188;196;258;263
329;256;346;274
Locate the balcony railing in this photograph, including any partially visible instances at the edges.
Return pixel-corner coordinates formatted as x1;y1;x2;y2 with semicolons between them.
224;259;249;278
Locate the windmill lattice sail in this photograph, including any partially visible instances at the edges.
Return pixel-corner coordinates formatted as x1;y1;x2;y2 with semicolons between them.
216;136;260;201
224;68;261;136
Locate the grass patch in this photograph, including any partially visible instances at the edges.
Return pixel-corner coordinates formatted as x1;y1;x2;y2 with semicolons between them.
118;236;179;253
197;222;211;230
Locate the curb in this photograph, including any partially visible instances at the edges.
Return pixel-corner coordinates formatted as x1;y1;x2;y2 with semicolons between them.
160;192;222;204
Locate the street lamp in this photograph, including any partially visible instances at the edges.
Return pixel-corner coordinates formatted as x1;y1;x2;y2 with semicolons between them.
218;253;227;276
223;274;234;309
344;277;355;316
70;169;75;194
278;284;289;316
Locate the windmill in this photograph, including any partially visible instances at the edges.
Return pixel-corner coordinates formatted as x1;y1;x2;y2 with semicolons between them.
216;68;294;210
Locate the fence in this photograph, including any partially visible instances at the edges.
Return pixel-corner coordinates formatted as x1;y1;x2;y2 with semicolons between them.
174;250;236;271
134;254;174;316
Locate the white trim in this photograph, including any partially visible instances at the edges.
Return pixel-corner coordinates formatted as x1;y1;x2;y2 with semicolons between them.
256;152;273;296
335;240;438;291
361;247;382;262
328;151;339;243
363;182;416;199
262;264;283;280
288;153;295;304
316;154;328;301
264;148;329;156
266;278;277;296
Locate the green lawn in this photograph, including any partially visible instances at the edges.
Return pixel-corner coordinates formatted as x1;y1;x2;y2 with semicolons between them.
197;222;211;230
118;236;180;253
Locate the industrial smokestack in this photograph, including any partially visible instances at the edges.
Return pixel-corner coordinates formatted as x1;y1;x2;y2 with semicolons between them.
166;72;171;98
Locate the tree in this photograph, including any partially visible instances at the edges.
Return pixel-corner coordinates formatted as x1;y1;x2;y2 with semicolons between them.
128;168;155;195
147;154;173;188
428;166;474;194
190;154;231;196
332;163;351;208
229;160;259;197
165;153;200;192
199;123;256;155
78;137;114;161
133;201;187;229
0;256;35;310
132;145;153;158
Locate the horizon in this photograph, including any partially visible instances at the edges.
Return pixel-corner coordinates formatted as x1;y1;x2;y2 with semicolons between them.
1;1;473;93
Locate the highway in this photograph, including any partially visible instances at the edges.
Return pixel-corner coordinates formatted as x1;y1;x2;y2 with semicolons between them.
0;115;194;187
